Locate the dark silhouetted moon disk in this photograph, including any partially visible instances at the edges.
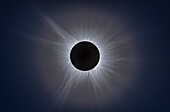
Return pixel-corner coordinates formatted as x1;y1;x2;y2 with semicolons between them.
70;41;100;71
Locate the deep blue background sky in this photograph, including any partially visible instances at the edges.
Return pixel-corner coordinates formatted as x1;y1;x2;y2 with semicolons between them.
1;0;170;112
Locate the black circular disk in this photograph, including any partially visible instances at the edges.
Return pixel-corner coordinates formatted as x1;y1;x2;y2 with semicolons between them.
70;41;100;71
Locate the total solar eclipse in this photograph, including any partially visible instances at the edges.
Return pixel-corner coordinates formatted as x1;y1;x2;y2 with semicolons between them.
25;6;141;110
70;41;100;71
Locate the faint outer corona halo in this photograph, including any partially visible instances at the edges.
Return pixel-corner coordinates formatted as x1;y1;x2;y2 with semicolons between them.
32;6;140;110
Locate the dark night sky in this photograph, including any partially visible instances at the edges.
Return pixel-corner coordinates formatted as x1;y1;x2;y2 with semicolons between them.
1;0;170;112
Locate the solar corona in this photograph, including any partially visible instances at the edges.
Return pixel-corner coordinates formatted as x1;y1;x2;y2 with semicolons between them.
29;7;140;110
